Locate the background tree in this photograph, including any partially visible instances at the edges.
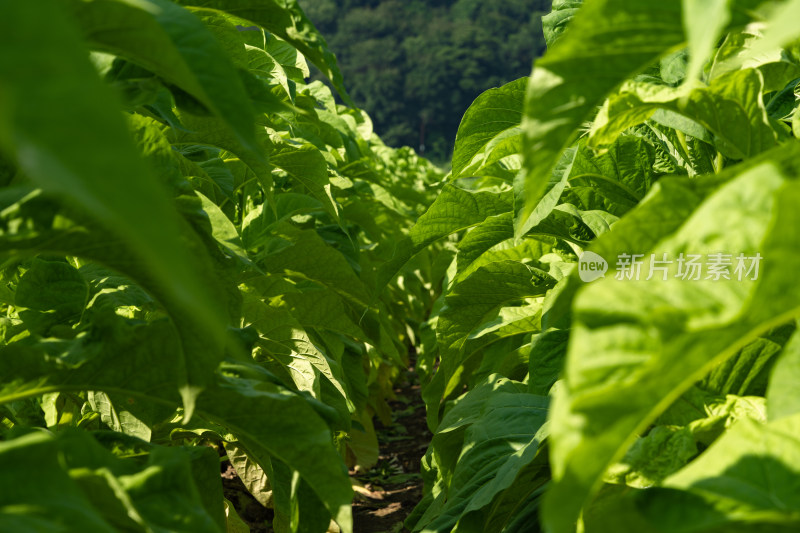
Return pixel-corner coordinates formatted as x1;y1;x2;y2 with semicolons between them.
300;0;550;164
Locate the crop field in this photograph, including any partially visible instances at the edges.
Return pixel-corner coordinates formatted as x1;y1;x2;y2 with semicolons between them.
2;0;800;532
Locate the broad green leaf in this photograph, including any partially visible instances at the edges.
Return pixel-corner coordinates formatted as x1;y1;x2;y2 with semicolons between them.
282;289;369;342
80;263;156;315
166;111;273;196
172;0;354;106
0;1;229;412
709;29;800;93
682;0;731;84
66;0;257;151
347;410;379;471
378;185;513;289
632;415;800;532
0;313;353;533
242;194;323;251
653;388;769;458
256;223;371;308
240;284;352;414
424;262;554;425
738;0;800;61
224;441;273;507
699;325;793;397
543;160;800;533
604;426;697;488
420;392;550;533
15;258;89;336
518;0;684;235
563;136;656;216
541;0;583;47
767;326;800;420
456;230;557;284
87;391;152;441
528;328;570;396
196;191;252;266
589;69;777;160
515;146;577;237
794;104;800;137
40;392;85;431
0;432;116;532
451;78;526;179
455;213;516;278
0;430;225;533
539;140;800;337
421;376;526;500
224;499;250;533
271;143;340;222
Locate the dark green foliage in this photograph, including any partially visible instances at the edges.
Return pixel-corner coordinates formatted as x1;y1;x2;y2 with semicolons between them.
300;0;550;163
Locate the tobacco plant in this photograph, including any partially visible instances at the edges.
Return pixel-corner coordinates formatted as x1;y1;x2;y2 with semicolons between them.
406;1;800;532
0;1;442;531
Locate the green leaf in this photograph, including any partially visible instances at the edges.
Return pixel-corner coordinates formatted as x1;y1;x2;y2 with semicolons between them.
240;284;353;414
0;430;225;533
699;325;794;397
424;262;554;425
451;78;526;179
0;0;229;413
564;136;657;215
589;69;777;160
737;0;800;62
767;326;800;420
196;191;252;266
637;415;800;531
539;140;800;340
271;143;340;222
605;426;697;488
166;111;273;197
224;441;273;507
224;499;251;533
544;160;800;533
87;391;153;441
15;259;89;336
0;432;116;532
518;0;684;235
173;0;354;106
421;390;550;533
0;313;352;533
682;0;731;84
257;223;371;308
378;185;513;289
528;328;570;396
541;0;583;47
67;0;256;151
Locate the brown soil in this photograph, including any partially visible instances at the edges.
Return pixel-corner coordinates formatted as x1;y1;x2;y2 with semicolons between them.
352;375;431;533
220;366;431;533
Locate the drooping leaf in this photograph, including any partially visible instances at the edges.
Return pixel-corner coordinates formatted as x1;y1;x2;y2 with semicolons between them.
0;0;229;412
172;0;354;106
0;313;353;533
66;0;257;151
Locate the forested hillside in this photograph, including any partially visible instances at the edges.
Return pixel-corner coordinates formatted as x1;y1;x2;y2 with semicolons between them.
300;0;550;162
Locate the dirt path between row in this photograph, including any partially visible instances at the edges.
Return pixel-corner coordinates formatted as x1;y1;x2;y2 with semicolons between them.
221;365;431;533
